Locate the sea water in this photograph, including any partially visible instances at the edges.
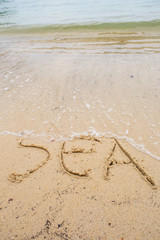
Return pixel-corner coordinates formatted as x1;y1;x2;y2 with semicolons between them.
0;0;160;31
0;0;160;161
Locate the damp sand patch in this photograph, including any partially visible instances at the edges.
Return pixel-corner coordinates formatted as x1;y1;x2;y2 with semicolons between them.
9;140;51;183
6;135;157;190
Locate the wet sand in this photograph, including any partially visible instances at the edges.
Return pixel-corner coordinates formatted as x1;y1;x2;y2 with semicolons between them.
0;32;160;239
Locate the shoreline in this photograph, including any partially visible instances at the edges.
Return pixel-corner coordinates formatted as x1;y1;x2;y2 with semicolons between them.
1;19;160;34
0;31;160;239
0;129;160;162
0;42;159;158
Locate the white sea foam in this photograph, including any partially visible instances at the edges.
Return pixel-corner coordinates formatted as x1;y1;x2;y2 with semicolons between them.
67;129;160;161
125;129;129;135
86;103;90;109
107;107;113;113
0;128;160;161
25;78;30;82
91;119;95;123
0;130;47;138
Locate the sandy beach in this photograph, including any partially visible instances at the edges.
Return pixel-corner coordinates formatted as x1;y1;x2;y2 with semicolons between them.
0;31;160;239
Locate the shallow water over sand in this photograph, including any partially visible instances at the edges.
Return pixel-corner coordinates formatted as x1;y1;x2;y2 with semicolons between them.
0;32;160;160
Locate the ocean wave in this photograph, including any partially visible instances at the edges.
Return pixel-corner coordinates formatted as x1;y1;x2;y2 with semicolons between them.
1;20;160;34
0;128;160;161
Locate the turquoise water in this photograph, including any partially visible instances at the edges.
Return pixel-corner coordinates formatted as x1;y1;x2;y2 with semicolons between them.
0;0;160;30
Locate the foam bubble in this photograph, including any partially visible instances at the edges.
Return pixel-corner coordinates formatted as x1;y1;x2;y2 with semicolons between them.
86;103;90;109
0;128;159;161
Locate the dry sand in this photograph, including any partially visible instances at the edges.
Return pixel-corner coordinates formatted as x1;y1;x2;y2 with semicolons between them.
0;32;160;239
